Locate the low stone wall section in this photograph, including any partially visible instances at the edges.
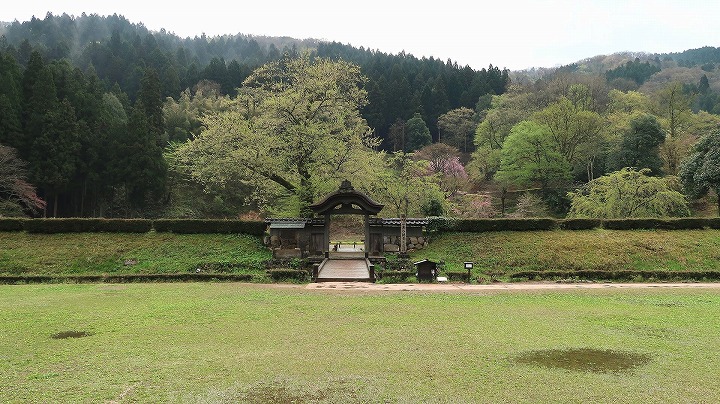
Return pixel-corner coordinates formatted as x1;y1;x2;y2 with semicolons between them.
383;235;429;252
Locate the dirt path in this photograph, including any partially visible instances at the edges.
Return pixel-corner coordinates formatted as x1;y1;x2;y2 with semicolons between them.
304;281;720;293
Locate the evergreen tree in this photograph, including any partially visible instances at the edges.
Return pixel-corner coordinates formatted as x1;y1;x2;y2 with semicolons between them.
23;65;58;161
114;102;167;213
0;52;24;149
29;99;81;217
609;114;666;175
405;113;432;152
137;67;164;142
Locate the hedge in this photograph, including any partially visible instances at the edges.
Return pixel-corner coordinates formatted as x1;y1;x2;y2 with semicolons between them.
0;273;254;284
427;218;557;232
427;217;720;233
558;218;602;230
153;219;265;235
22;218;153;233
510;270;720;282
602;218;712;230
5;217;720;235
0;218;25;231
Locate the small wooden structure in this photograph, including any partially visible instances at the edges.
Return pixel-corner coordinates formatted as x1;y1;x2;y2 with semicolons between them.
414;259;438;281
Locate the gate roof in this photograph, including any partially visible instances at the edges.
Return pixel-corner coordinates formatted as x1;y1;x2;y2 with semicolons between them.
309;180;384;215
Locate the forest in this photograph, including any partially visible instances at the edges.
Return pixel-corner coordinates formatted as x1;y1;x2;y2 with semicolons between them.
1;12;720;219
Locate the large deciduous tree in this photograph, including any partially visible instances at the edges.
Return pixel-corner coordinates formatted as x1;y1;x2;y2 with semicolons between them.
534;94;604;165
437;107;476;153
654;82;693;175
568;168;689;218
495;121;571;192
174;54;380;216
679;131;720;215
369;152;444;217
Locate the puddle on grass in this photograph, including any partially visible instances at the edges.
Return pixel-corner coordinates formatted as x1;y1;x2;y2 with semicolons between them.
516;348;651;373
51;330;93;339
186;377;379;403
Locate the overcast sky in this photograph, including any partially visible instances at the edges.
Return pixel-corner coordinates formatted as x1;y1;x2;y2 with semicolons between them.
2;0;719;71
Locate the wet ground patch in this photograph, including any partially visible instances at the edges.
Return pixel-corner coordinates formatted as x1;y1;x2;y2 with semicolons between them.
51;330;92;339
516;348;651;373
186;377;378;403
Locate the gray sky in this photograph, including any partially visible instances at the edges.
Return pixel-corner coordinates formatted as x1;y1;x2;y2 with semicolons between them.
2;0;719;71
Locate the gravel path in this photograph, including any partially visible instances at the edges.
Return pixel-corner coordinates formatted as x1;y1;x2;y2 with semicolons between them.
304;282;720;292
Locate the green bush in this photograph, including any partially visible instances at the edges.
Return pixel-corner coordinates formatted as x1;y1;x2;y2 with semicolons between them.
0;273;254;284
426;217;458;233
602;218;710;230
509;270;720;282
23;218;153;233
704;218;720;229
0;218;26;231
428;218;557;233
153;219;265;235
559;218;602;230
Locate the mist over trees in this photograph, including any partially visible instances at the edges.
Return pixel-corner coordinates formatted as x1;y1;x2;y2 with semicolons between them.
2;12;720;218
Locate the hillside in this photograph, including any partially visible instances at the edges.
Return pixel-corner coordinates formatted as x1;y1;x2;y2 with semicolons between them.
2;13;720;220
0;13;507;140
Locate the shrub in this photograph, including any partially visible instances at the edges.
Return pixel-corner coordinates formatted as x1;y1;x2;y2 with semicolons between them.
559;218;602;230
426;216;457;233
602;218;709;230
427;217;558;233
0;273;254;284
445;218;557;232
0;218;25;231
23;218;153;233
509;270;720;282
707;218;720;229
153;219;265;235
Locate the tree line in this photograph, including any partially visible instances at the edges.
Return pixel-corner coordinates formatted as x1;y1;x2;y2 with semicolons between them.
3;13;720;219
0;13;509;147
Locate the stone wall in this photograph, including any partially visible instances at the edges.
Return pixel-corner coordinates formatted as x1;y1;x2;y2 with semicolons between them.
383;235;428;252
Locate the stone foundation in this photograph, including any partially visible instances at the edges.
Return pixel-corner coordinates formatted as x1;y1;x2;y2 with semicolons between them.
382;235;428;252
273;248;302;258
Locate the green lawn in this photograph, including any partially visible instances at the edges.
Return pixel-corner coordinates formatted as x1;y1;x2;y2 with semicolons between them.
414;229;720;276
1;283;719;402
0;232;270;275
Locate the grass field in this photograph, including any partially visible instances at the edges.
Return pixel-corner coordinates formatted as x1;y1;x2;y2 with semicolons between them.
415;229;720;276
0;232;270;275
2;283;720;402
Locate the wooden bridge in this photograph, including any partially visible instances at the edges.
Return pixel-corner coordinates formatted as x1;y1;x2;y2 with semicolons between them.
314;249;375;282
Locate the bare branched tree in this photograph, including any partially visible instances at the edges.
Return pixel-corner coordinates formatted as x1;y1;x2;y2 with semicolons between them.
0;144;46;214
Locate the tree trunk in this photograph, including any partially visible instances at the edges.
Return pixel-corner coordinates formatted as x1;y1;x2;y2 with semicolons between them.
80;179;86;217
298;172;314;217
501;187;507;215
53;194;58;218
